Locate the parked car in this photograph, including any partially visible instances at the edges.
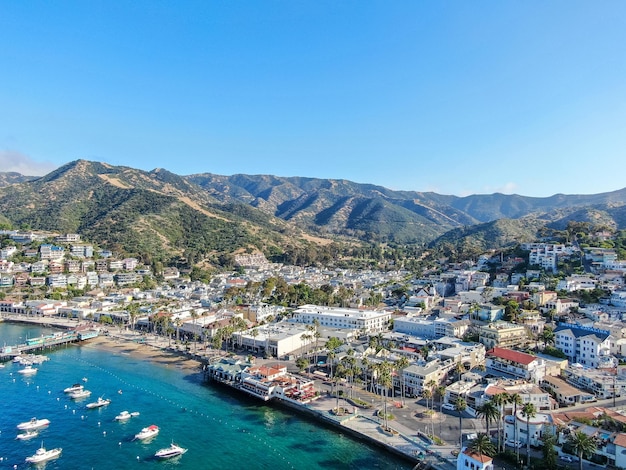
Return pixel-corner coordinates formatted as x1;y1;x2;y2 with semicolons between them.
559;455;574;462
441;403;456;411
505;440;523;448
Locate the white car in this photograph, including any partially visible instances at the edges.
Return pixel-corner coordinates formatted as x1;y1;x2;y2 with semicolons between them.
505;440;523;448
441;403;456;411
559;455;574;463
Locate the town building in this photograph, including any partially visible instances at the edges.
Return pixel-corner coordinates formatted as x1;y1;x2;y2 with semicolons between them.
291;304;390;333
478;321;529;349
554;324;613;368
456;448;493;470
486;347;546;383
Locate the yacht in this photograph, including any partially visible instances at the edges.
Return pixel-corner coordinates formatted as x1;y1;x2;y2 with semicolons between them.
25;443;62;464
86;397;111;409
17;364;37;375
64;383;84;393
134;424;159;441
154;442;187;459
16;429;39;440
17;417;50;431
115;410;131;421
69;389;92;399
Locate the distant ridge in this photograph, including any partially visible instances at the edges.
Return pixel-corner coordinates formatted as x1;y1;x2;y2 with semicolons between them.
1;160;626;266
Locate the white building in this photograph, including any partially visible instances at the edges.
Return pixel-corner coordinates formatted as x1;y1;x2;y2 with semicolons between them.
554;324;613;368
456;448;493;470
485;347;546;383
291;304;390;333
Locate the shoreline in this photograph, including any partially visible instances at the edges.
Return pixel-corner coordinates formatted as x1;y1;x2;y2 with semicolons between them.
1;315;453;469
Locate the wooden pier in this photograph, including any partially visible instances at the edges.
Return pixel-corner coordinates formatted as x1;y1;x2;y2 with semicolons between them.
1;330;95;361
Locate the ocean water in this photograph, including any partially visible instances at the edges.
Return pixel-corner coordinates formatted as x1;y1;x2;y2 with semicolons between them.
0;323;410;469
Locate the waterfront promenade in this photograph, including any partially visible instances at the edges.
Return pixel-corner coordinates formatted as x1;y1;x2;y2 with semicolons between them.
1;313;457;470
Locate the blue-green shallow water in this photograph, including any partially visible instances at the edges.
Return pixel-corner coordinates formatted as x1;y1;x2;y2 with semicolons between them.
0;323;411;469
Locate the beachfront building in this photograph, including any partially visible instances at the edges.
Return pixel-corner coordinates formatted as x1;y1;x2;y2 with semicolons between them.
486;347;546;383
478;321;529;349
457;448;493;470
232;322;311;358
401;358;455;397
554;324;613;367
291;304;390;334
540;375;586;406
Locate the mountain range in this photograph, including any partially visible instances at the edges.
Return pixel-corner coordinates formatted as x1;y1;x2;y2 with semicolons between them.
1;160;626;267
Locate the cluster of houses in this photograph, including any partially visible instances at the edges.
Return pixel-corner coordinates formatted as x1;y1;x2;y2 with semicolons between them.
7;230;626;465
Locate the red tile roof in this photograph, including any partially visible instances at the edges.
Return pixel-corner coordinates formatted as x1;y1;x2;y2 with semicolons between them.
614;434;626;448
463;449;493;463
487;347;537;365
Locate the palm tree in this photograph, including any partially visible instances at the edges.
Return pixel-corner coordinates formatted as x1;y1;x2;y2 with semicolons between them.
490;392;509;453
454;396;467;449
567;431;596;470
476;401;500;439
377;361;393;430
509;393;523;461
394;357;409;406
467;432;496;458
435;385;447;435
521;402;537;468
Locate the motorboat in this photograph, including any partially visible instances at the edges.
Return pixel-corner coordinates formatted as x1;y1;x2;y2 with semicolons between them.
115;410;139;421
25;443;62;464
86;397;111;409
115;410;131;421
16;429;39;440
69;389;92;399
17;417;50;431
18;364;37;375
134;424;159;441
64;383;84;393
154;442;187;459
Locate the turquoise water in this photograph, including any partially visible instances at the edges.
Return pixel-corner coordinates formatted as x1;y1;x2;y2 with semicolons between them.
0;323;410;469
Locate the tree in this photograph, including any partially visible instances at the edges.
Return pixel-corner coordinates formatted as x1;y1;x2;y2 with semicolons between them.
491;392;509;453
521;402;537;467
467;433;496;458
542;429;558;470
539;326;555;349
377;361;393;430
509;393;523;462
454;396;467;449
476;401;500;439
295;357;309;372
567;431;596;470
394;357;409;406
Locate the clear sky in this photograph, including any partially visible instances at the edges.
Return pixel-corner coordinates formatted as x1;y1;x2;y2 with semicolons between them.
1;1;625;197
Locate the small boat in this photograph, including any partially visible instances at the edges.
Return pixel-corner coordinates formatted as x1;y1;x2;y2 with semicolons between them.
134;424;159;441
16;429;39;440
18;365;37;375
115;410;131;421
69;389;92;399
130;412;140;417
25;442;62;464
64;383;84;393
154;442;187;459
17;417;50;431
86;397;111;409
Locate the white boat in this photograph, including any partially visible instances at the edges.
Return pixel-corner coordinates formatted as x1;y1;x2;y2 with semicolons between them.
16;429;39;440
64;383;84;393
17;417;50;431
115;410;132;421
130;411;140;417
134;424;159;441
18;365;37;375
86;397;111;409
154;442;187;459
69;389;92;399
25;443;62;464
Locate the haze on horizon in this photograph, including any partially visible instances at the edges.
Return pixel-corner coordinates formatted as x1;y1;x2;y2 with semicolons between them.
1;2;625;198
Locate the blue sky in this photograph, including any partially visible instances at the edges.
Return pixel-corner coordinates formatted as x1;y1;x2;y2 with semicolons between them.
1;1;625;197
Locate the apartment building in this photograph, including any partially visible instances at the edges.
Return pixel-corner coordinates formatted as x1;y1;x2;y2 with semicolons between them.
291;304;390;333
554;324;613;368
486;347;546;383
479;321;529;349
